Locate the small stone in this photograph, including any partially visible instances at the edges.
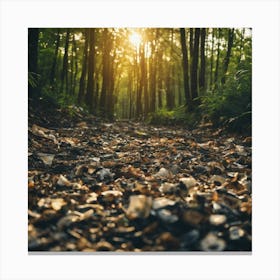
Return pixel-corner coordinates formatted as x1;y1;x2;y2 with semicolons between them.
126;195;152;219
200;233;226;251
157;209;178;223
96;240;114;251
159;182;177;194
153;198;176;210
154;167;171;179
182;210;204;226
37;153;55;166
210;175;226;186
157;232;180;250
51;198;66;211
209;214;227;226
97;168;114;181
181;229;200;248
179;177;198;189
57;175;72;187
229;226;245;240
101;190;123;201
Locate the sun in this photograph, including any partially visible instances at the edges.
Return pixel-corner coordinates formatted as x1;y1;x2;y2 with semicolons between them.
129;32;142;49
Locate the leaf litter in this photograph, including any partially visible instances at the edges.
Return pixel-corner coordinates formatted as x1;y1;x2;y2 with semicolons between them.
28;104;252;252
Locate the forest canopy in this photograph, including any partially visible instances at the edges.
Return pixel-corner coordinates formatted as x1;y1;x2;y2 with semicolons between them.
28;28;252;131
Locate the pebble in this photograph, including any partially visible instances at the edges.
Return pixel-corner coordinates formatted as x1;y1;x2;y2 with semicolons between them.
126;195;152;219
209;214;227;226
200;233;226;251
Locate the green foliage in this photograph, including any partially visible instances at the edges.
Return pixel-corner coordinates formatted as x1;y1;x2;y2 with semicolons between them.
28;72;40;88
147;106;200;128
199;68;251;132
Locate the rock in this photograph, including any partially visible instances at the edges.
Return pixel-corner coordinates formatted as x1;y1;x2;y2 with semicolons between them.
157;209;178;223
51;198;66;211
95;240;114;251
157;232;180;250
154;167;171;179
152;198;176;210
57;175;72;187
209;214;227;226
159;182;177;194
200;233;226;251
37;153;55;166
180;229;200;248
179;177;198;189
126;195;152;219
101;190;123;202
229;226;245;240
182;210;204;227
97;168;114;181
209;175;226;186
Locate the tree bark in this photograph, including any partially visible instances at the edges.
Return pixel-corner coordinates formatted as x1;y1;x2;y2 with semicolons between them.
77;29;89;105
214;28;221;88
60;29;70;93
199;28;206;91
221;28;234;84
190;28;200;102
50;29;60;89
28;28;39;97
86;28;95;112
180;28;191;109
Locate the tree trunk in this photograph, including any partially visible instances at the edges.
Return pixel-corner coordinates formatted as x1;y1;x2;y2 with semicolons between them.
28;28;39;97
50;29;60;90
214;28;221;88
180;28;191;109
190;28;200;102
86;28;95;112
209;29;215;89
221;28;234;84
77;29;89;105
60;29;70;93
199;28;206;91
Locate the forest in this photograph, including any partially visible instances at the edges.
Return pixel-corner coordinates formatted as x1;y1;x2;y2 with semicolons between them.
28;28;252;252
29;28;251;128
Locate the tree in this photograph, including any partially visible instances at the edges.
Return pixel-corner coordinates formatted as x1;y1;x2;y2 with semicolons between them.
85;28;96;111
221;28;234;84
214;28;221;88
77;29;89;105
199;28;206;91
50;29;60;90
180;28;191;109
28;28;39;97
60;29;70;93
190;28;200;102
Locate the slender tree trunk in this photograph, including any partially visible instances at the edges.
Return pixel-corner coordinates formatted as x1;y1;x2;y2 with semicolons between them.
86;28;95;112
190;28;200;102
50;29;60;90
199;28;206;91
77;29;89;105
149;29;158;113
28;28;39;97
72;35;78;96
221;28;234;84
210;29;215;89
157;50;163;109
237;28;245;66
60;29;70;93
189;28;194;58
100;29;110;115
180;28;191;109
214;28;221;88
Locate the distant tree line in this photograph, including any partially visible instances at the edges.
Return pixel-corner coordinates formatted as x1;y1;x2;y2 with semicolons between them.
28;28;251;121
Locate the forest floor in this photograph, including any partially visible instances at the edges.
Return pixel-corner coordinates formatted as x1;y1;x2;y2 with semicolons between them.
28;99;252;252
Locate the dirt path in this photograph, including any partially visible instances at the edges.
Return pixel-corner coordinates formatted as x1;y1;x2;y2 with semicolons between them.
28;106;251;252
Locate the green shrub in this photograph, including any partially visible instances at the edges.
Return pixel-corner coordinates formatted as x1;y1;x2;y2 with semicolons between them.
199;69;251;131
